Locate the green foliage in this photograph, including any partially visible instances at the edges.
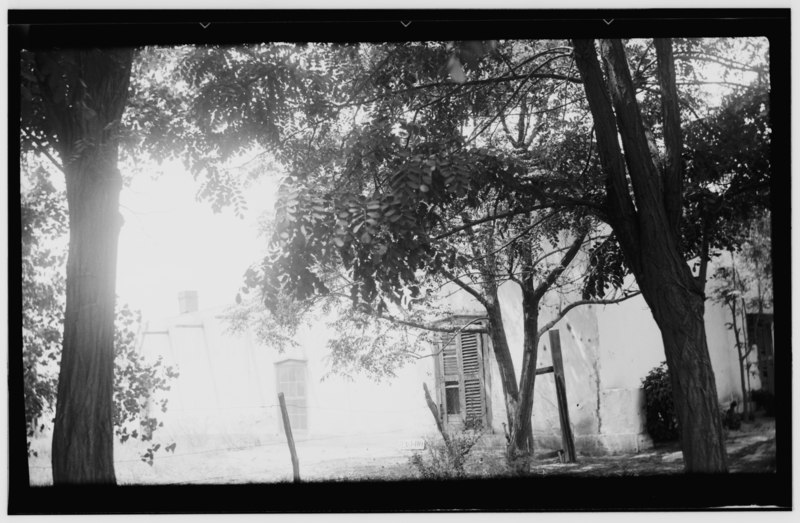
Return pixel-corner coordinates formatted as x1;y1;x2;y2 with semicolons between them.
709;211;772;415
735;212;772;312
641;363;679;443
21;164;68;456
103;40;770;331
262;145;530;311
112;303;180;465
721;402;742;430
223;291;302;354
228;203;456;383
582;234;629;300
154;41;593;323
246;38;771;329
682;83;771;263
323;310;436;381
409;419;485;479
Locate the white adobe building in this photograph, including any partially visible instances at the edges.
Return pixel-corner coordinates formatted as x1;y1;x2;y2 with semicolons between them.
136;281;773;460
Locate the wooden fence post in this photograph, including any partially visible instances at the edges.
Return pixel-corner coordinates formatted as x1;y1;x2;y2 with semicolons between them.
548;329;576;463
278;392;300;482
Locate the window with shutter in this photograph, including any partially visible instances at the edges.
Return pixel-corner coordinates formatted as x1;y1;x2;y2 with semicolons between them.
436;329;487;429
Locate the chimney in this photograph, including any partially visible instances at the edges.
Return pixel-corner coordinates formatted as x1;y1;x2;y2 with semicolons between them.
178;290;199;314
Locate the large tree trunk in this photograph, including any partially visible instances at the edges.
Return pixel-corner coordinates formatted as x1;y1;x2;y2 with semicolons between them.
572;38;728;473
35;48;134;484
53;155;124;484
638;244;728;472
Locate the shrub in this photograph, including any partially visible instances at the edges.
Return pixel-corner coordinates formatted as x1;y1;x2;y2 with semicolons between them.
750;389;775;417
409;418;484;479
641;362;679;443
721;401;742;430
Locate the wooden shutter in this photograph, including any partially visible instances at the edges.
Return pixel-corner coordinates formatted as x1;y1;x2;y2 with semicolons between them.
442;335;460;377
437;330;486;427
459;332;485;425
440;332;461;421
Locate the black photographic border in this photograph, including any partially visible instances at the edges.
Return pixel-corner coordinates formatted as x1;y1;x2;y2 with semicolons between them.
7;8;792;514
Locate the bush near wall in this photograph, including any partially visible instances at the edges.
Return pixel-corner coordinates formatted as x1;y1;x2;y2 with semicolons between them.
750;389;775;417
641;362;679;443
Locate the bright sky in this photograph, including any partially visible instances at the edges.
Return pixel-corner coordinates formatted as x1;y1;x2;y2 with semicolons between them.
116;162;278;321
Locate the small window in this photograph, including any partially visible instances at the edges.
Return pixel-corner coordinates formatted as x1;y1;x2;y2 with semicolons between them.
445;381;461;415
276;360;307;431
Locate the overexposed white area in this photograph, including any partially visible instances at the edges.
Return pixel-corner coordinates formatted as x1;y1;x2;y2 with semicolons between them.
117;162;278;320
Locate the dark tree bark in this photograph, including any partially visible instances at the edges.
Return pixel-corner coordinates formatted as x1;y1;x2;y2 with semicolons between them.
639;250;728;472
507;232;585;472
572;38;728;472
655;38;684;238
35;48;134;484
508;278;538;470
477;231;537;467
483;291;524;445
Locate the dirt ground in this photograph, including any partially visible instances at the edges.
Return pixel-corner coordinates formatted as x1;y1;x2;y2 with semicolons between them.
300;415;778;481
26;415;776;484
527;417;777;477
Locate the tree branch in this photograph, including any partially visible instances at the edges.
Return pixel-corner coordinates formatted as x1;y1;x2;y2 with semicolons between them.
329;69;581;111
432;204;551;241
529;233;609;269
655;38;683;239
390;316;491;361
439;268;490;310
536;291;642;339
464;211;558;264
697;212;711;291
368;310;464;334
571;39;641;271
598;39;665;227
22;128;65;174
673;51;766;74
466;53;573;145
532;230;587;302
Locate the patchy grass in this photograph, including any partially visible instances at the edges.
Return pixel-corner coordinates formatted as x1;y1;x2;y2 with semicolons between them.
26;415;776;484
382;416;776;480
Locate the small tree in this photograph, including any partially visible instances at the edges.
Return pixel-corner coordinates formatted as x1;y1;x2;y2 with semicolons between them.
710;211;772;420
410;383;485;479
711;265;754;420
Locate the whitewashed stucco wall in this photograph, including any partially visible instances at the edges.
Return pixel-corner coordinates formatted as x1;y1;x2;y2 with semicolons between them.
596;293;744;404
441;272;747;454
138;274;747;458
138;305;440;454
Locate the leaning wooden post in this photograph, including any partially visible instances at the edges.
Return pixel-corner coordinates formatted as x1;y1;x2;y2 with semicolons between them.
549;329;577;463
423;383;452;449
278;392;300;482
